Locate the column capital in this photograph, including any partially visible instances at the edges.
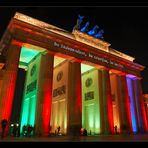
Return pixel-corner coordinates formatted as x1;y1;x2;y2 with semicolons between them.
126;74;142;80
109;69;126;76
11;40;24;47
100;66;110;71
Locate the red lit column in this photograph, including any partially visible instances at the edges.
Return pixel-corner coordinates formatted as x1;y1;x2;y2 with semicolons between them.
99;68;114;134
0;70;4;114
117;73;132;134
144;103;148;126
133;78;148;132
0;41;21;133
35;53;54;136
67;61;82;136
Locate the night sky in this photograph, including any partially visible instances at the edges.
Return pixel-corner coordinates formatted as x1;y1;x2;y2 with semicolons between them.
0;6;147;93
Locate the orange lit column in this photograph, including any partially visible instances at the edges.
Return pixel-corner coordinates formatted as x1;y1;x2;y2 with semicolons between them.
0;41;21;134
133;78;148;133
67;61;82;136
35;53;54;136
117;73;132;134
109;72;121;133
99;68;114;134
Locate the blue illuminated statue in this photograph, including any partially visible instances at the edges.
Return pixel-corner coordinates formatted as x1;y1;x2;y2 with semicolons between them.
87;25;99;36
73;14;84;31
94;29;104;39
73;15;105;40
80;21;90;33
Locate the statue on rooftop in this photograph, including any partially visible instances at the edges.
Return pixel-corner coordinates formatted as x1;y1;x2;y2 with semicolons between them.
94;29;104;39
80;21;90;33
73;14;84;31
73;15;105;40
87;25;99;36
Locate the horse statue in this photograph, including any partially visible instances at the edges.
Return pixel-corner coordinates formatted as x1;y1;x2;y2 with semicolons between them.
73;14;84;31
80;21;90;33
94;29;104;39
87;25;99;36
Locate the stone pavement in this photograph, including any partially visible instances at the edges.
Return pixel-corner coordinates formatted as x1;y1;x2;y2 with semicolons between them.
0;134;148;142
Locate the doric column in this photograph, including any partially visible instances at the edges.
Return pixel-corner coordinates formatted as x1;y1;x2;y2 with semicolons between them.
0;40;22;133
35;53;54;136
117;73;132;134
98;69;104;134
0;69;4;90
144;103;148;127
99;68;114;134
126;75;139;133
133;77;148;133
109;72;121;133
67;61;82;136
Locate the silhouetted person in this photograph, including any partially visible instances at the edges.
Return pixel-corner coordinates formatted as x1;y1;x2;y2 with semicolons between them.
17;124;20;137
57;126;60;135
114;125;118;134
1;119;8;139
90;130;91;135
22;125;27;136
13;124;17;137
83;128;87;136
27;125;32;137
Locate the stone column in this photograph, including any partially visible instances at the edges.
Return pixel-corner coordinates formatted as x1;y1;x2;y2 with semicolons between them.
0;40;21;133
133;78;148;133
67;61;82;136
99;68;114;134
110;72;121;133
144;103;148;126
98;69;104;134
0;70;4;115
126;75;139;133
117;73;132;134
35;53;54;136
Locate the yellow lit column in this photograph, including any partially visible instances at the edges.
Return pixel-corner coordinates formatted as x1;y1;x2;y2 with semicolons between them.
99;68;114;134
98;69;104;134
67;61;82;136
35;53;54;136
0;40;21;134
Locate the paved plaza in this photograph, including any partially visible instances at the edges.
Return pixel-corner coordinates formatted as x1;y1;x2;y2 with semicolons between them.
0;134;148;142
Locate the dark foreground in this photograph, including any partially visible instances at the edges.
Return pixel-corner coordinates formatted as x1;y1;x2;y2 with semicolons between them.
0;134;148;142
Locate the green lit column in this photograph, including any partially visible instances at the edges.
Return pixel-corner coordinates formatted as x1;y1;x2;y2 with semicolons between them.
67;61;82;136
35;52;54;136
99;67;114;134
82;68;101;135
98;69;104;134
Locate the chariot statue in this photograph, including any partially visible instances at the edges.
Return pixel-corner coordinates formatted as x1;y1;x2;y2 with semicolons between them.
80;21;90;33
73;14;84;31
94;29;104;39
87;25;99;36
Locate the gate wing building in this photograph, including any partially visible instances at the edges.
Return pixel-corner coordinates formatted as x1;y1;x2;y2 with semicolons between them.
0;12;147;136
